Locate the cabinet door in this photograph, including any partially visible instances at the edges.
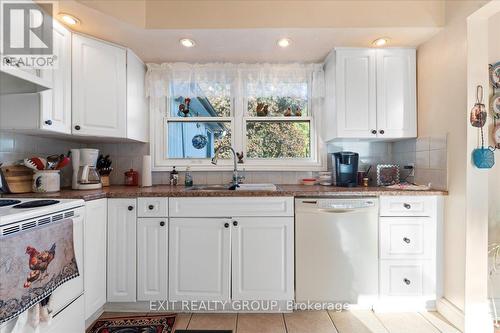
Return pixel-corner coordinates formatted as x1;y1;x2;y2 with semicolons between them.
40;21;71;133
137;218;168;301
126;50;149;142
376;49;417;138
107;199;136;302
84;199;107;318
169;218;231;301
336;49;377;138
72;34;126;138
232;217;294;300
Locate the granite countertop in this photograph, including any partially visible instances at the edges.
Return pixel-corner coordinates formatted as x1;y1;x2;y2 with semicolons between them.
1;185;448;201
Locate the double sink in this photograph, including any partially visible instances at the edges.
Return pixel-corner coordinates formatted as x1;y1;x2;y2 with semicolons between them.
187;183;277;192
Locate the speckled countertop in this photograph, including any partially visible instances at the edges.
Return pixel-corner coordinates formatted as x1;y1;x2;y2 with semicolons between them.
1;185;448;201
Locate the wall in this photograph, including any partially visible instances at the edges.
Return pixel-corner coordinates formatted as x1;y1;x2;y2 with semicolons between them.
416;0;487;325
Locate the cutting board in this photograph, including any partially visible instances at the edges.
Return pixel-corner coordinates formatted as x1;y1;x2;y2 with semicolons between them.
1;165;33;193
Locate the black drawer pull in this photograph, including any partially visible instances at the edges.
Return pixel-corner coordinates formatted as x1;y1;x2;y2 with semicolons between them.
403;203;411;209
160;221;165;227
403;278;411;285
403;237;411;244
148;205;154;210
128;205;133;211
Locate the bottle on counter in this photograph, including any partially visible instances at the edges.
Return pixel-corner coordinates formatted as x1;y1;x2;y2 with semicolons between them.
185;166;193;187
170;166;179;185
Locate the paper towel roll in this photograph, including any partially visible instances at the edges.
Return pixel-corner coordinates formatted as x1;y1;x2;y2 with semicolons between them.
141;155;152;187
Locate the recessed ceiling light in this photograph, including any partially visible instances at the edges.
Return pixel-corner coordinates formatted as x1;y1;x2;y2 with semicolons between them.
180;38;196;48
372;37;389;47
277;38;292;48
58;13;80;26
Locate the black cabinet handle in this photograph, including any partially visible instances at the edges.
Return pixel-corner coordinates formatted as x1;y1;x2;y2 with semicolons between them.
74;125;81;130
233;221;238;227
160;221;165;227
45;120;52;125
404;203;411;209
371;130;377;135
403;278;411;285
128;205;134;211
379;130;385;134
403;237;411;244
224;222;230;228
148;205;154;210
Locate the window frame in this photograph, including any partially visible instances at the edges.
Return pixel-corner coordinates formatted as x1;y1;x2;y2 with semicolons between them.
151;81;325;171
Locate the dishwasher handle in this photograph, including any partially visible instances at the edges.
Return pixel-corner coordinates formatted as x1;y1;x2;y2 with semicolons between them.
318;208;368;214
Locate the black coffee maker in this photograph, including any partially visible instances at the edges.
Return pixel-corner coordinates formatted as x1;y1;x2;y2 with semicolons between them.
333;152;359;187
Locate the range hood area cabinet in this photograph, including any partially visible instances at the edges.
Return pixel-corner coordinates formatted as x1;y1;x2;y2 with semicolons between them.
323;48;417;141
0;21;72;134
72;34;148;142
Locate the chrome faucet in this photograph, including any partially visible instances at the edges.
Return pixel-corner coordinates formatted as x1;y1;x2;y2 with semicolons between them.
211;146;243;188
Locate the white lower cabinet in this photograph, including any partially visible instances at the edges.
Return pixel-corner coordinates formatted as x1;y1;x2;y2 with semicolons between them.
137;218;168;301
84;199;107;319
107;199;137;302
232;217;294;300
376;196;442;311
169;218;231;301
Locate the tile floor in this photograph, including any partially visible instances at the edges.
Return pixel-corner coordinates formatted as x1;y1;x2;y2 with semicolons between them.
94;310;461;333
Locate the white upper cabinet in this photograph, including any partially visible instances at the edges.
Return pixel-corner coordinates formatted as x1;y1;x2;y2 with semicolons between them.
0;21;71;134
40;21;72;133
72;34;148;141
335;49;377;139
72;34;127;138
376;49;417;139
325;48;416;141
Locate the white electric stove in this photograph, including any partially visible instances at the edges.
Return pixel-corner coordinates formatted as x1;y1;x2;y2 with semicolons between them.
0;197;86;333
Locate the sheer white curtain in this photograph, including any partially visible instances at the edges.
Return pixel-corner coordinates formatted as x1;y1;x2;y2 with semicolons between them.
145;62;325;100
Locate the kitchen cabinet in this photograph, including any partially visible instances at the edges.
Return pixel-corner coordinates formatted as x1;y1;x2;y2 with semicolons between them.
72;34;127;138
375;196;442;311
169;218;231;301
84;199;107;319
232;217;294;300
72;34;148;141
107;199;136;302
325;48;416;141
137;218;168;301
0;21;71;134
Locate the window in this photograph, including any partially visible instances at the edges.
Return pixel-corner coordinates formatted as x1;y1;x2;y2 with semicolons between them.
148;63;325;170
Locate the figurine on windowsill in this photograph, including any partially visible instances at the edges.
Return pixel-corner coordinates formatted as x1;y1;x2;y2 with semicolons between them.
284;107;292;117
295;106;302;117
236;152;244;164
256;103;269;116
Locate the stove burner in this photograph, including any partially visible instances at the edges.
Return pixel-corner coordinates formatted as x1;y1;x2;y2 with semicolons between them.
0;199;21;207
13;200;60;209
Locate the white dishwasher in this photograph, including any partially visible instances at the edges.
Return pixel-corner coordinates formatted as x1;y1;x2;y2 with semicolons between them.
295;197;379;307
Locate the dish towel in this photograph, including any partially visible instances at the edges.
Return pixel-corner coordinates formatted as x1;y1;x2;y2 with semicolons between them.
0;218;79;325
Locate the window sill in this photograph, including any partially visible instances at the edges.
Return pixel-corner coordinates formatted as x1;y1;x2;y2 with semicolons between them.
152;161;326;172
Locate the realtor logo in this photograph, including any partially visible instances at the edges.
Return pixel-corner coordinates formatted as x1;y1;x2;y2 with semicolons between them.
2;2;53;54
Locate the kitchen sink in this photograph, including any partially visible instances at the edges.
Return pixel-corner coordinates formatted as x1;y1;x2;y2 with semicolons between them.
187;184;277;191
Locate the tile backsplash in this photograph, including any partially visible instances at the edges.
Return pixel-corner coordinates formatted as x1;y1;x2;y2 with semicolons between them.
0;131;448;189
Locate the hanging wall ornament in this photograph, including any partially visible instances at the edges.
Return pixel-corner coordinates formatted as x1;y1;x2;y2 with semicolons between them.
490;62;500;89
470;85;487;128
491;93;500;116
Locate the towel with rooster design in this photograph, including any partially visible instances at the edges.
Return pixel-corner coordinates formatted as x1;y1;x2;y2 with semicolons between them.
0;218;79;324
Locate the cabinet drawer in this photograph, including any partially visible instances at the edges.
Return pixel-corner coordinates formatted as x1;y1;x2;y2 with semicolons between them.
380;260;434;297
380;217;434;259
137;197;168;217
380;196;434;217
169;197;294;217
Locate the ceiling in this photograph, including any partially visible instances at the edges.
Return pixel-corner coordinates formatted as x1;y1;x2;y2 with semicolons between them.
50;0;444;63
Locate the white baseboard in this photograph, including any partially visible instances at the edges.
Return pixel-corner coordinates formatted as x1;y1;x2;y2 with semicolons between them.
436;298;464;332
85;306;104;329
490;298;500;320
